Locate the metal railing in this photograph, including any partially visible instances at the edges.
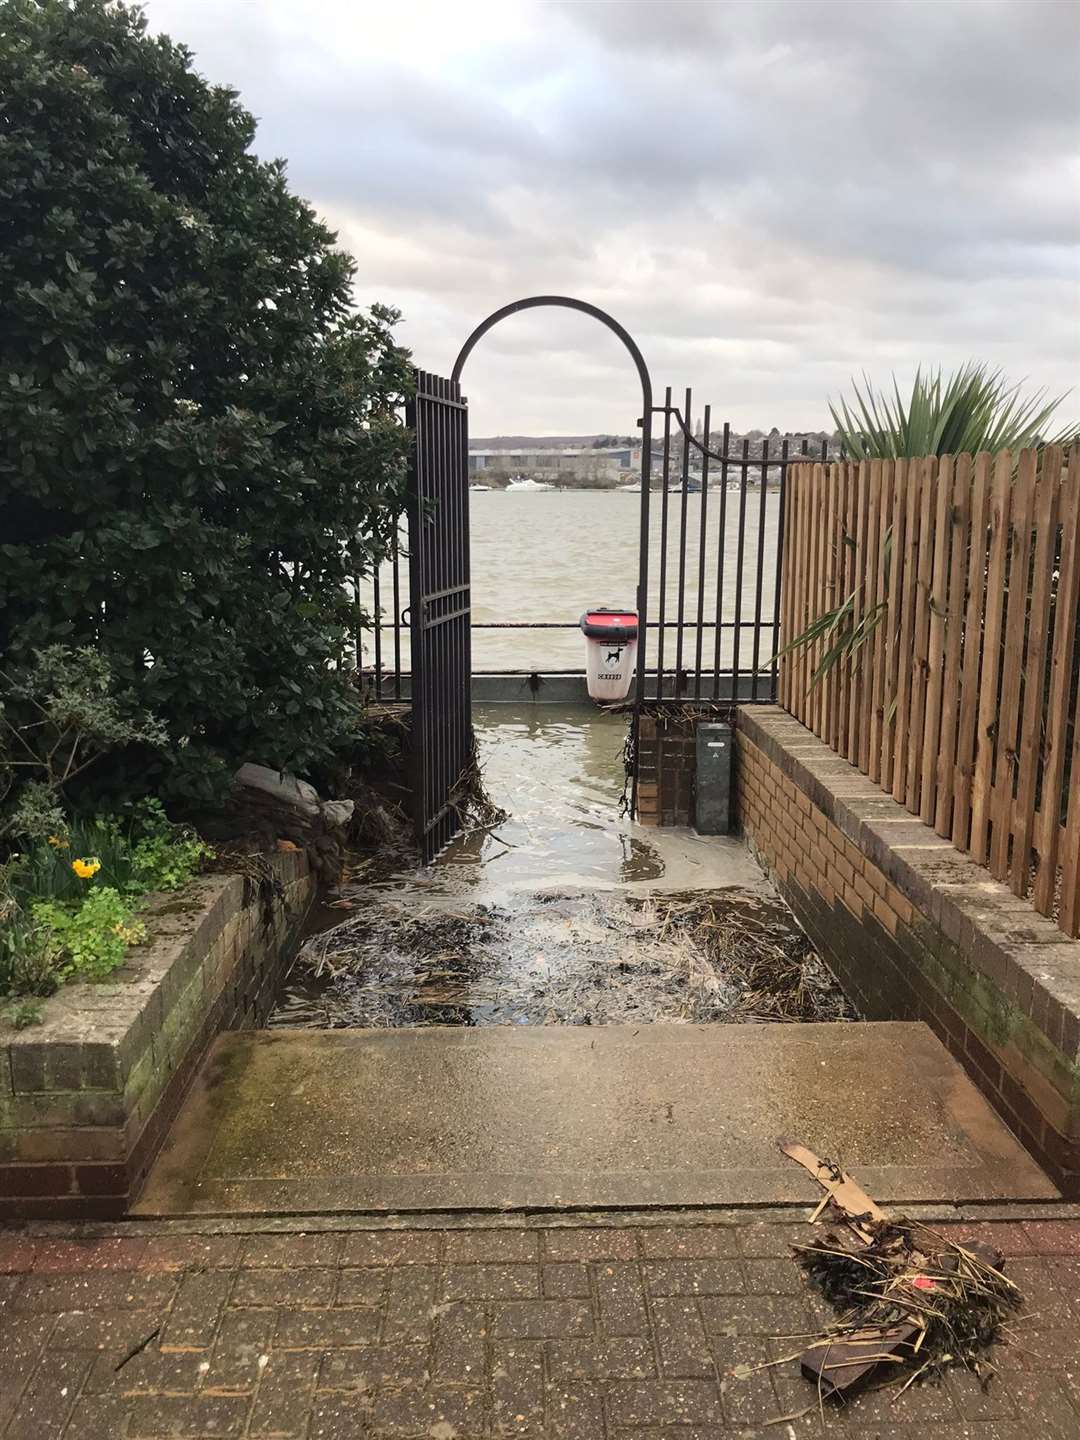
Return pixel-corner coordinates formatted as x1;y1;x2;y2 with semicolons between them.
354;425;833;703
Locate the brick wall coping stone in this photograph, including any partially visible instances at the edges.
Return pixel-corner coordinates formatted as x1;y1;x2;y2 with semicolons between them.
737;706;1080;1068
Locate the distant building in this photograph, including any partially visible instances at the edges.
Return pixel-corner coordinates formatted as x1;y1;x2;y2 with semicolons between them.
468;446;631;487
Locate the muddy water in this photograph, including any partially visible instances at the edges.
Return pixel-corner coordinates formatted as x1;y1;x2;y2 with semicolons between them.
270;706;849;1029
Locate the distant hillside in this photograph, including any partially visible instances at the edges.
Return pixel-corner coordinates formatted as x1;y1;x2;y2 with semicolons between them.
469;429;836;452
470;435;621;449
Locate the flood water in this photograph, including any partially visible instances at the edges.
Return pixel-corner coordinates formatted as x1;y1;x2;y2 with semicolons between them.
270;705;850;1030
359;488;780;674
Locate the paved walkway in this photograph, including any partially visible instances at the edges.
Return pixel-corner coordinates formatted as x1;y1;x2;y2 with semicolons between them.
135;1024;1054;1216
2;1210;1079;1437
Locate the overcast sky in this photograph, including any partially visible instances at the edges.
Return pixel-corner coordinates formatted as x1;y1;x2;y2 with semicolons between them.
144;0;1079;436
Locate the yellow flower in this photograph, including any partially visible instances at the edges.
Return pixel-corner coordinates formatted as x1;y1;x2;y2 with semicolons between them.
47;834;70;849
72;857;101;880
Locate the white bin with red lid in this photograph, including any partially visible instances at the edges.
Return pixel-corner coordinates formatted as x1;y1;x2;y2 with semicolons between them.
579;607;638;702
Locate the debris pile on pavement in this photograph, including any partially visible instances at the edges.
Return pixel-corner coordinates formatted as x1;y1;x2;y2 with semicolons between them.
272;891;854;1029
767;1141;1025;1410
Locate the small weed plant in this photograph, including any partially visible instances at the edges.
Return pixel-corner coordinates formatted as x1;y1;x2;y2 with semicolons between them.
1;800;213;1016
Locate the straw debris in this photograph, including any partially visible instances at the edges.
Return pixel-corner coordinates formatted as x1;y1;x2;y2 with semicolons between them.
275;890;853;1029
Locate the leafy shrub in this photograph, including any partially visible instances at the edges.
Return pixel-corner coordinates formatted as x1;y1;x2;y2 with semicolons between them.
128;799;213;892
0;0;411;807
1;646;167;840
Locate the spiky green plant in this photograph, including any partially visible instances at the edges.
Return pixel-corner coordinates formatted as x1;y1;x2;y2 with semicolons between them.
782;365;1075;689
831;363;1072;463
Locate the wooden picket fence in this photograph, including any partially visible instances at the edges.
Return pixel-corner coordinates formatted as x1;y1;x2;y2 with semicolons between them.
778;445;1080;936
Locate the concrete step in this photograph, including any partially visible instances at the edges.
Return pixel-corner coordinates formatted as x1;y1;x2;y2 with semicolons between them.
134;1021;1057;1217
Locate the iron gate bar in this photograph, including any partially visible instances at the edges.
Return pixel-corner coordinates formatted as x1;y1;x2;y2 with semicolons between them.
655;387;673;687
391;529;402;701
693;402;712;697
372;562;382;695
674;388;692;688
731;438;750;700
711;420;731;698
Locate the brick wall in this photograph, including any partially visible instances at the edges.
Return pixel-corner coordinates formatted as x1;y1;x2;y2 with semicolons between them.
0;852;314;1219
735;707;1080;1197
636;714;697;827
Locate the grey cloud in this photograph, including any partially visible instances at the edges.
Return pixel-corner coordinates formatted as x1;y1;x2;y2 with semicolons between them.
142;0;1078;433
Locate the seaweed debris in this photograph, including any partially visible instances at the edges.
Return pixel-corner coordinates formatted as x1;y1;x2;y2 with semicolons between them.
744;1144;1027;1414
793;1216;1023;1397
272;890;853;1029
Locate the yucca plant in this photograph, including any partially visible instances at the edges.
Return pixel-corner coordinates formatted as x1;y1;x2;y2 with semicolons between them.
832;363;1071;463
782;364;1075;688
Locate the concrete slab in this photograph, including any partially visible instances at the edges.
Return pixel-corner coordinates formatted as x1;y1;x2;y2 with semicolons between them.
135;1022;1057;1216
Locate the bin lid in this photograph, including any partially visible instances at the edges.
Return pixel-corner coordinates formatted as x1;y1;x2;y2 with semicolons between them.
579;607;638;641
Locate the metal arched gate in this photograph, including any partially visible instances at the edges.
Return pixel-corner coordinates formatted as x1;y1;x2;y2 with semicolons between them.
403;296;816;857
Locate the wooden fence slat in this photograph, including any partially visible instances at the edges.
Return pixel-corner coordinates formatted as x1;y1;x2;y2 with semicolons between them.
797;463;811;728
893;459;921;804
869;459;891;784
1012;447;1061;896
789;460;806;714
825;462;840;748
793;463;807;725
803;461;818;728
935;453;972;836
908;456;936;813
795;463;809;723
990;449;1036;880
838;463;852;757
815;461;830;739
859;460;880;774
952;453;992;848
784;465;796;713
840;463;858;766
779;465;791;708
882;460;907;793
921;455;953;824
971;450;1013;866
835;461;851;754
1059;634;1080;932
1034;447;1080;914
803;464;818;728
832;459;846;751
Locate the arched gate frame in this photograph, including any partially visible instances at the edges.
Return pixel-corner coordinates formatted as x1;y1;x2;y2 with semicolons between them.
406;295;817;856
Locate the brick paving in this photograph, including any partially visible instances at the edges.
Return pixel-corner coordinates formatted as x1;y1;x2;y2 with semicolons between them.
1;1214;1079;1437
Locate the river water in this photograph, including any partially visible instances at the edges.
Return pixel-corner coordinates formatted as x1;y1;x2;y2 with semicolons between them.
359;488;781;675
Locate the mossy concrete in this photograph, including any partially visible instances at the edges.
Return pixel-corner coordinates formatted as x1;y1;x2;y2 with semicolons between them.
135;1021;1055;1216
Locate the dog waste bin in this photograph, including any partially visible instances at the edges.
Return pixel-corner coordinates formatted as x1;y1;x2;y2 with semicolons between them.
579;607;638;702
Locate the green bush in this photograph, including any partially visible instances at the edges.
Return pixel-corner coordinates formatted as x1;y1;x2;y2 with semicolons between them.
0;0;411;808
1;645;168;839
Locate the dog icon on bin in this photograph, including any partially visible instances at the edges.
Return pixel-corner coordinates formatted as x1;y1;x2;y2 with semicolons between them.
579;608;638;702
